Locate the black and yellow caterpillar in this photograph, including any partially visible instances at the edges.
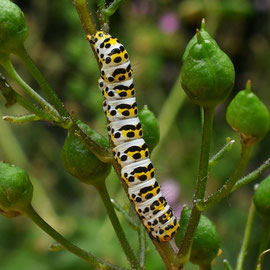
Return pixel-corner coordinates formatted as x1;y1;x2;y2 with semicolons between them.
88;31;179;242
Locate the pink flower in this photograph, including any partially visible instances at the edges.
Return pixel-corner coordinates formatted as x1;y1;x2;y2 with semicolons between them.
159;12;180;34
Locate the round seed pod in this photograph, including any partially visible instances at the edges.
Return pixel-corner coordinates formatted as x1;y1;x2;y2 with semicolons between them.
226;81;270;144
253;176;270;220
0;0;28;54
61;121;111;186
0;162;33;217
180;26;235;108
138;105;160;153
175;207;221;266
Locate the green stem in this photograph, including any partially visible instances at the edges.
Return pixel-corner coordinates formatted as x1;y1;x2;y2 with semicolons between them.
209;138;235;169
0;75;51;119
152;75;185;161
235;201;256;270
177;106;215;262
138;224;146;269
96;184;140;270
198;142;253;211
111;198;139;230
73;0;101;69
256;220;270;268
231;158;270;192
223;259;233;270
22;205;127;270
1;58;60;121
3;114;41;123
15;46;70;119
102;0;123;17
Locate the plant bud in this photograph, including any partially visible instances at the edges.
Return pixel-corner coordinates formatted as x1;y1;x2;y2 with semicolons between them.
253;176;270;220
0;162;33;217
226;81;270;144
61;121;111;186
175;207;221;266
181;25;235;108
138;105;160;153
0;0;28;54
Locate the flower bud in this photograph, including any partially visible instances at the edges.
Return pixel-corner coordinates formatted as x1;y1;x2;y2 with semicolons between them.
61;121;111;186
0;162;33;217
175;207;221;266
0;0;28;54
226;81;270;144
138;105;160;153
253;176;270;220
181;24;235;108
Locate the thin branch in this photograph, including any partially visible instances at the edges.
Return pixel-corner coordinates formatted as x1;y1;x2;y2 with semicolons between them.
231;158;270;192
209;138;235;169
235;201;256;270
111;198;139;230
22;205;128;270
197;142;253;211
178;107;215;263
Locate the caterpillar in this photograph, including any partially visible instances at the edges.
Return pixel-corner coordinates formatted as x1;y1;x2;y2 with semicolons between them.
88;31;180;242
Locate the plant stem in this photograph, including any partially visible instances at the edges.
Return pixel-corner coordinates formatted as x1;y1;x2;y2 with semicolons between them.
102;0;123;17
0;75;52;119
111;198;139;230
3;114;41;123
223;259;233;270
177;106;215;263
22;205;127;270
256;220;270;268
256;249;270;270
235;201;256;270
231;158;270;192
96;184;140;270
15;46;70;119
73;0;101;69
138;223;146;269
209;138;235;169
1;59;60;121
198;142;253;211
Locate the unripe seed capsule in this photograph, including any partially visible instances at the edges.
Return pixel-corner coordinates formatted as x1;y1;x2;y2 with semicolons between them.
181;22;235;108
0;162;33;217
61;121;111;186
253;176;270;220
226;81;270;144
0;0;28;54
175;207;221;266
138;105;160;153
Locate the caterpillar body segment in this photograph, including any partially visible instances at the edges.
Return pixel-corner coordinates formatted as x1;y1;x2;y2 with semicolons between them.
89;31;179;242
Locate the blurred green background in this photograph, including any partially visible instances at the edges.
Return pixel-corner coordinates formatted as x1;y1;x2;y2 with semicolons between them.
0;0;270;269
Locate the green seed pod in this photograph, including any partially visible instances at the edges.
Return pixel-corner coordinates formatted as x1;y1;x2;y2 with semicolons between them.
0;0;28;54
0;162;33;217
61;121;111;186
175;207;221;266
253;175;270;220
181;26;235;108
183;19;218;62
226;81;270;144
138;105;160;153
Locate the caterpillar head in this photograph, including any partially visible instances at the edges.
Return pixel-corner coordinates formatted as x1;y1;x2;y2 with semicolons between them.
87;31;111;45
